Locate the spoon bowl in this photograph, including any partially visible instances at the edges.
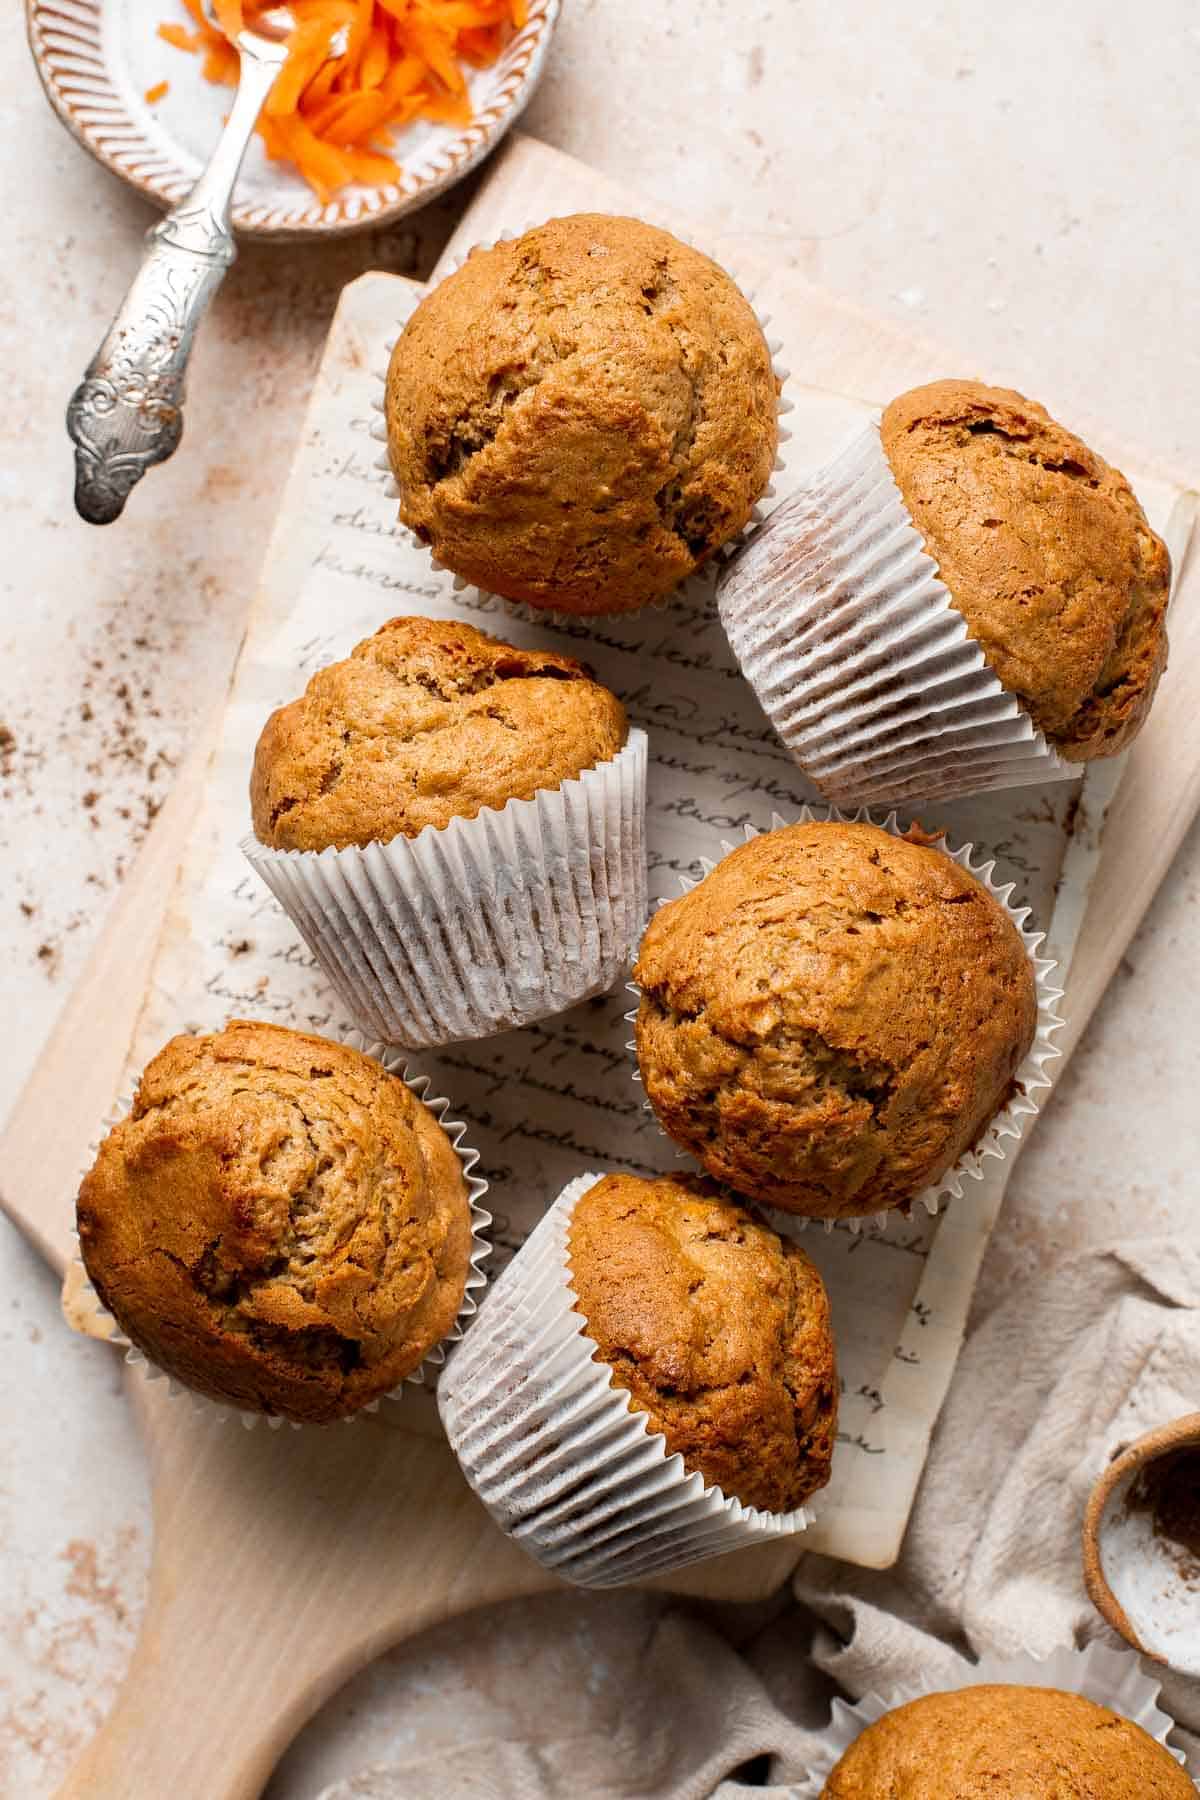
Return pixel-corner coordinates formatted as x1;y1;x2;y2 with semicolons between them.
211;1;346;59
216;0;295;46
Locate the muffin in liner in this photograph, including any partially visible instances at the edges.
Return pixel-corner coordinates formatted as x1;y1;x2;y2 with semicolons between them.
243;728;648;1050
798;1641;1189;1796
438;1171;820;1589
71;1035;491;1429
368;221;792;625
628;803;1065;1230
717;422;1078;808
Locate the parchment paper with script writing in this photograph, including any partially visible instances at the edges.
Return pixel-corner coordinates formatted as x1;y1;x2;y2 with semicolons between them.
126;274;1190;1568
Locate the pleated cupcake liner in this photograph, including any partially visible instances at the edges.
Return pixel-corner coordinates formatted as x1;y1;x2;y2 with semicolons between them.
243;730;648;1046
717;421;1078;808
797;1641;1188;1796
438;1171;821;1588
243;730;648;1051
367;220;792;624
626;802;1065;1231
70;1034;491;1430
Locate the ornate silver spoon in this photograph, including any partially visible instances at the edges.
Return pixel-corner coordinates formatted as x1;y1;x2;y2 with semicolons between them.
66;4;332;525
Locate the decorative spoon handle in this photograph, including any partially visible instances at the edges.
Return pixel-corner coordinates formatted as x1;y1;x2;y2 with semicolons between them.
66;47;283;525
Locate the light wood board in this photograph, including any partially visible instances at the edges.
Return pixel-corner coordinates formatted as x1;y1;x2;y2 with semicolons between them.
2;135;1199;1800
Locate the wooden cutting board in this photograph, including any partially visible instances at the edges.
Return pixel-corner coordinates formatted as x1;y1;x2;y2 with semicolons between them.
3;135;1199;1800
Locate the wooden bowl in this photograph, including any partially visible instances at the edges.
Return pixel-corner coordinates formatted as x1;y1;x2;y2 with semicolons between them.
1083;1413;1200;1676
26;0;560;239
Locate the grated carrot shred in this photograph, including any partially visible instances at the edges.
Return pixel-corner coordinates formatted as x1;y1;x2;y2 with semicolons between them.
201;39;240;83
342;146;402;183
145;79;170;102
212;0;244;38
157;21;198;49
359;24;391;88
327;90;395;142
379;49;426;100
416;85;473;125
303;57;341;106
403;14;465;93
456;24;503;66
158;0;521;198
267;18;346;118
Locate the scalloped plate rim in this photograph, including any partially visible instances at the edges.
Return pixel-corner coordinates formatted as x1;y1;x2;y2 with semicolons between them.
25;0;561;241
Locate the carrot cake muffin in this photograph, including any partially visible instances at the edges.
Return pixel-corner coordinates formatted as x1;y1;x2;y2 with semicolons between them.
568;1172;837;1511
251;614;628;852
821;1685;1194;1796
717;378;1171;810
879;381;1171;761
385;213;779;615
634;820;1038;1219
77;1021;474;1422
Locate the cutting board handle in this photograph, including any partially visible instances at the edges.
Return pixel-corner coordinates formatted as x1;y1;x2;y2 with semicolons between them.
57;1634;286;1800
52;1368;552;1800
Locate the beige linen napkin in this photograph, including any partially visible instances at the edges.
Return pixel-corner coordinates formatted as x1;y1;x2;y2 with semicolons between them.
308;1238;1200;1799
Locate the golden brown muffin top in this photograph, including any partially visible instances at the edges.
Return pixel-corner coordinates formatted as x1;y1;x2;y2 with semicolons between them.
250;615;627;851
386;213;779;616
634;822;1037;1219
822;1684;1195;1797
567;1173;837;1512
881;379;1170;761
77;1021;473;1423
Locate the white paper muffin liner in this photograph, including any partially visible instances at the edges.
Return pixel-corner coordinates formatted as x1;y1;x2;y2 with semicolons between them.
438;1170;823;1588
368;220;792;624
243;729;648;1050
71;1035;491;1430
718;422;1078;808
797;1641;1189;1796
628;803;1065;1231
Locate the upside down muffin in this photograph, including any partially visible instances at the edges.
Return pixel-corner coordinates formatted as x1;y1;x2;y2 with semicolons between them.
881;379;1171;761
821;1684;1194;1797
634;821;1038;1220
385;214;779;614
567;1172;836;1511
250;614;628;851
77;1021;474;1422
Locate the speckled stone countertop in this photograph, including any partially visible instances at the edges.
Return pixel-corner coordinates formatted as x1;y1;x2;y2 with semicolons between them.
2;2;1198;1792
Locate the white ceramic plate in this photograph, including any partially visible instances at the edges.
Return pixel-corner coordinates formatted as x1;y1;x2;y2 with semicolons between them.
28;0;560;238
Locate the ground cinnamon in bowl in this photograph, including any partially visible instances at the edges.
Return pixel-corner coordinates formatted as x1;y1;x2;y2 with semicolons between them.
1083;1415;1200;1676
1127;1448;1200;1585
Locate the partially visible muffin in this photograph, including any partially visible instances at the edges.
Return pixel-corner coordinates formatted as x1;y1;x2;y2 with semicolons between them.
77;1021;474;1422
386;213;779;615
567;1172;837;1511
821;1685;1194;1797
881;379;1171;761
250;615;627;851
634;821;1038;1219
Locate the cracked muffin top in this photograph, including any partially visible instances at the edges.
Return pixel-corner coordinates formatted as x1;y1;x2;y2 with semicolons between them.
250;615;627;851
881;380;1171;761
821;1684;1195;1797
385;213;779;616
567;1172;837;1512
634;821;1038;1220
76;1021;473;1423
